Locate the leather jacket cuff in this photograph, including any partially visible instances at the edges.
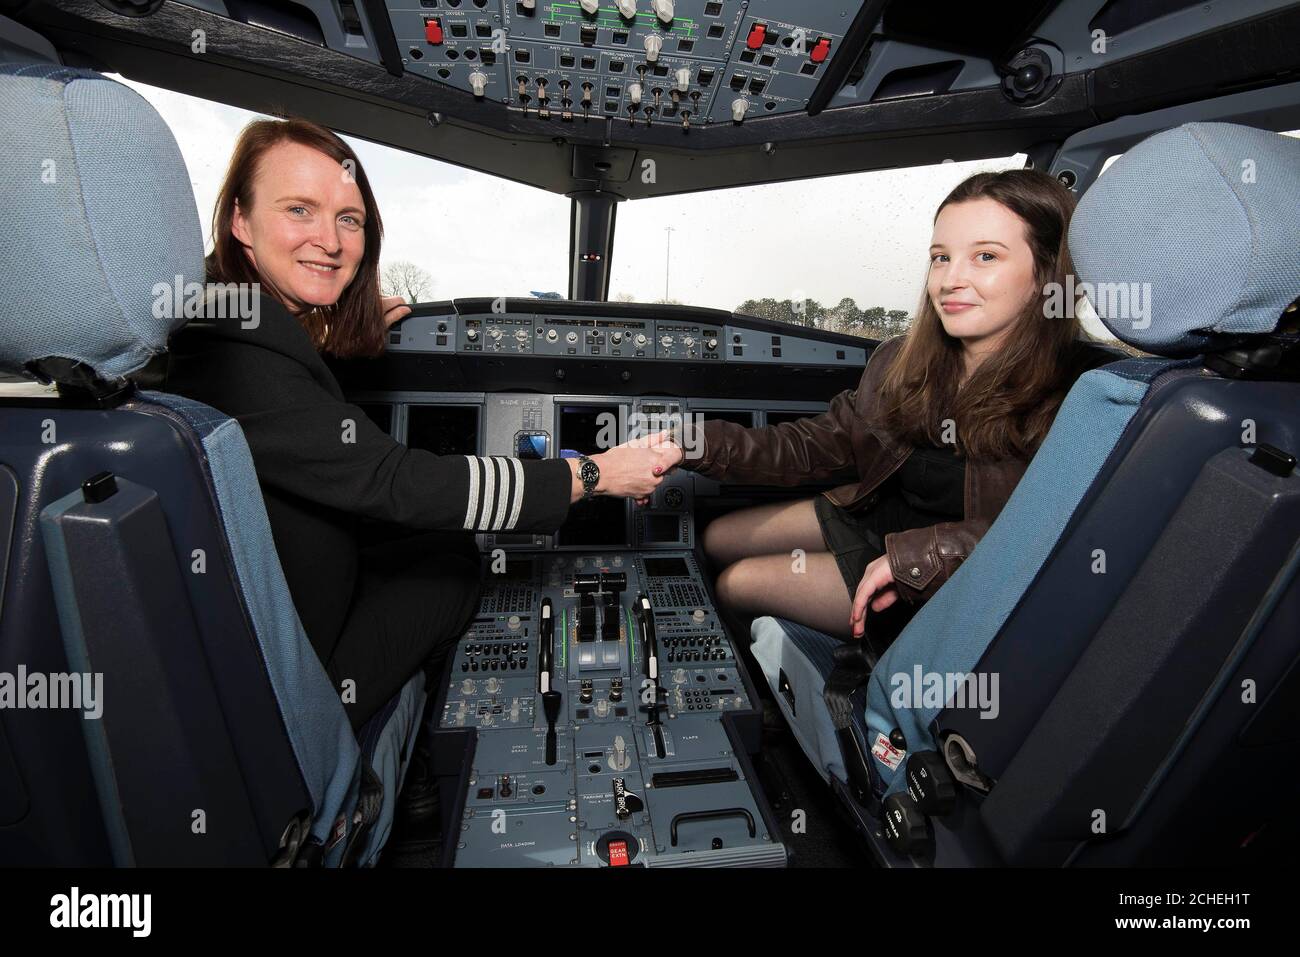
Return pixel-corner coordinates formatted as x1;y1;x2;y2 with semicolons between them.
884;527;942;604
885;518;990;605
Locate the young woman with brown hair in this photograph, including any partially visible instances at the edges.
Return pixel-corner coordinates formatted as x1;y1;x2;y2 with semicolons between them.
661;169;1117;647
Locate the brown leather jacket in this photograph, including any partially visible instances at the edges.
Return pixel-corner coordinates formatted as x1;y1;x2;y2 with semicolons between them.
688;335;1119;605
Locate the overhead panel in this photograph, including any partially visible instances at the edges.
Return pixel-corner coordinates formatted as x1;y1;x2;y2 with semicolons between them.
383;1;860;128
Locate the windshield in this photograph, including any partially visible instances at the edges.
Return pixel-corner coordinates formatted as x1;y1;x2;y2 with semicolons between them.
602;154;1105;339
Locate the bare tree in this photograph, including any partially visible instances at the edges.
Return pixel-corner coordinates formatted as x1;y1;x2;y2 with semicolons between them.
381;260;433;303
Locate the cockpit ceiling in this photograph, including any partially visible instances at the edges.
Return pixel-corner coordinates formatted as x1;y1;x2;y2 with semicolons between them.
5;0;1300;197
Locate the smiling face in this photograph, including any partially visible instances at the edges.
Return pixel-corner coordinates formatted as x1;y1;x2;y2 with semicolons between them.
230;140;367;314
927;197;1039;361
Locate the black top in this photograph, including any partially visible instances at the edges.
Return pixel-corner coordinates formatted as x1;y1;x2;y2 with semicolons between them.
894;441;966;519
165;293;572;658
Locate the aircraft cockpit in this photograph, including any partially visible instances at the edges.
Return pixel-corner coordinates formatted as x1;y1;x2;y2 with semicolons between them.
1;0;1298;908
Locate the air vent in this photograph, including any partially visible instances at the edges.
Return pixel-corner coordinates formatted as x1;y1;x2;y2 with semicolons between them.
870;60;964;102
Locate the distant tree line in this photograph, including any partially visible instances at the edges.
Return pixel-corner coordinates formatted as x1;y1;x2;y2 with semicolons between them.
735;298;911;339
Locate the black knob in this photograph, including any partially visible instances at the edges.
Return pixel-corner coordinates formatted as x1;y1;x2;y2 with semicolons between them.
881;791;932;856
889;727;907;750
905;751;958;816
1014;64;1042;92
81;471;118;504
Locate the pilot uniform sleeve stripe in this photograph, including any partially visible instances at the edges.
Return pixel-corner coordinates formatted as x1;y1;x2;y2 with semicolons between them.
463;456;525;531
463;455;482;530
479;454;497;529
504;458;525;530
489;457;510;530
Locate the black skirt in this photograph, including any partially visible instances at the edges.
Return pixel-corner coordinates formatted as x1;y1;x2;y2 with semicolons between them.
814;442;967;598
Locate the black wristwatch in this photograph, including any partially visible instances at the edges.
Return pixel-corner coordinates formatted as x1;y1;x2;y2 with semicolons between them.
577;455;600;500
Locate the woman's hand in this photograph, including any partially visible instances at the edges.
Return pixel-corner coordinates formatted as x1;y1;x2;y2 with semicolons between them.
623;430;684;504
849;554;899;640
382;295;412;329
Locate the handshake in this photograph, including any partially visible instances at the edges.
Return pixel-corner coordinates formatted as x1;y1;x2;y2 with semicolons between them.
568;430;686;505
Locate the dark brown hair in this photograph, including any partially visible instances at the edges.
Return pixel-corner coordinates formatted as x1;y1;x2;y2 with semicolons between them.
878;169;1092;461
206;118;387;358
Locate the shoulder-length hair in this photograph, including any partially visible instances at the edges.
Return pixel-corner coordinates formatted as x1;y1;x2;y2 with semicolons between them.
206;117;387;358
877;168;1093;461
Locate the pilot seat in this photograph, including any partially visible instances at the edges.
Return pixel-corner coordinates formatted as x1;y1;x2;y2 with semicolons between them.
750;121;1300;866
0;60;423;866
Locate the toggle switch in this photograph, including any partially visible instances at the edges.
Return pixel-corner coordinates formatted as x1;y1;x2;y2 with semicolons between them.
628;82;642;105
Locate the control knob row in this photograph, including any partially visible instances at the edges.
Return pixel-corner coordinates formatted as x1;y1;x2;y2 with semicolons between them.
585;0;669;16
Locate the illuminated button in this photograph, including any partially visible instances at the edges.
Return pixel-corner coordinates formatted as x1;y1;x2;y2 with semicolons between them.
746;23;766;50
608;840;630;866
425;18;444;45
811;37;831;63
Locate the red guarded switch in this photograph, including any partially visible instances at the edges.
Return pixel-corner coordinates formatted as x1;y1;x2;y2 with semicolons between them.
746;23;766;50
811;37;831;63
425;18;444;45
608;840;630;867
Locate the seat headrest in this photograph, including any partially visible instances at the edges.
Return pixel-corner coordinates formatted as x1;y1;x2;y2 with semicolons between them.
1069;122;1299;357
0;62;203;385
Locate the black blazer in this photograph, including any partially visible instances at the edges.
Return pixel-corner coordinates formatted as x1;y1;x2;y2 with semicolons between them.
165;293;571;658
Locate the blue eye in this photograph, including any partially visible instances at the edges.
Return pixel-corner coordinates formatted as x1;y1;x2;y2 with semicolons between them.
978;251;997;262
931;254;948;263
340;215;363;228
288;206;309;216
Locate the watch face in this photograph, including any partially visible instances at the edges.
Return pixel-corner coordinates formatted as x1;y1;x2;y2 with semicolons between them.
580;459;600;486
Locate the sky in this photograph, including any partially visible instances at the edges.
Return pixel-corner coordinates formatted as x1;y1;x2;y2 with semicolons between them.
121;76;1123;335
